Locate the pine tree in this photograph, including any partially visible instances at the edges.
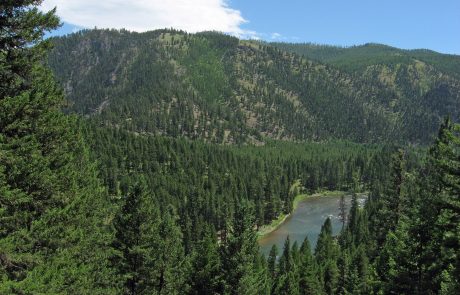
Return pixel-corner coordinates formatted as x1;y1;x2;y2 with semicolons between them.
347;193;359;236
323;261;339;295
422;118;460;293
336;250;350;295
154;205;189;294
221;202;266;294
267;244;278;279
278;235;292;275
0;0;59;99
189;225;223;294
370;149;405;250
0;2;115;293
299;237;322;295
112;180;160;294
355;245;370;293
315;218;339;295
274;236;300;295
315;218;338;263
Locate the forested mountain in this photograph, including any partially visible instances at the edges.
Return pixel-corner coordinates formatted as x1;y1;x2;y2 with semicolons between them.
271;42;460;78
2;2;460;294
48;29;460;145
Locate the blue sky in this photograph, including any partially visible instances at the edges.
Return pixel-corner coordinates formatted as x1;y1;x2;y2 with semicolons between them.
232;0;460;54
44;0;460;54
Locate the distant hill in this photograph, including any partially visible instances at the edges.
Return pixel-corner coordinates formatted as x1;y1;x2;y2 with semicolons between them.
270;42;460;78
48;29;460;144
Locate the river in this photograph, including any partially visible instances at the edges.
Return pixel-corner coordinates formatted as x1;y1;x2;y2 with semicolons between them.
259;194;366;256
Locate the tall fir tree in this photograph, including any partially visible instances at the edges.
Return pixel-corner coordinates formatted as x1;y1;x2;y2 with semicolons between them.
423;118;460;293
112;180;161;294
299;237;322;295
1;2;116;293
220;202;268;295
155;205;190;294
267;244;278;280
189;225;223;294
315;218;339;295
275;236;300;295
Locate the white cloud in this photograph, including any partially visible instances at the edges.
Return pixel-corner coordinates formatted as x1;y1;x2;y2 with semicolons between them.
41;0;251;36
271;32;281;40
240;30;262;40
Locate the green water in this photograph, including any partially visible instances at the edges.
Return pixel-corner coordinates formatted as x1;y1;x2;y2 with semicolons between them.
259;194;366;256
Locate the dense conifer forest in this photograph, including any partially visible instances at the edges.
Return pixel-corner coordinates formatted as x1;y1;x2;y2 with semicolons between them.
48;28;460;145
1;2;459;294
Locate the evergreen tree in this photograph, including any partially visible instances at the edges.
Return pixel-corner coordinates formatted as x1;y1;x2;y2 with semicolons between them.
315;218;339;295
0;0;59;99
278;236;292;274
221;202;267;295
336;250;351;295
0;2;115;293
355;245;370;294
315;218;338;263
189;225;223;294
323;261;339;295
371;149;405;250
267;244;278;279
154;205;189;294
422;118;460;293
112;181;160;294
299;237;322;295
275;236;300;295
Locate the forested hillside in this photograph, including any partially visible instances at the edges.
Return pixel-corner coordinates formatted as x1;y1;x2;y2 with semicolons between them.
84;122;387;232
1;2;459;294
48;29;460;145
271;42;460;78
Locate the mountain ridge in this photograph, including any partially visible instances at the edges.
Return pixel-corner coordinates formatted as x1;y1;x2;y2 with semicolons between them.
48;29;460;145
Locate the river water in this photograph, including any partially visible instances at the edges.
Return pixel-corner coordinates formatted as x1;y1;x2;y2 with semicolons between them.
258;194;366;256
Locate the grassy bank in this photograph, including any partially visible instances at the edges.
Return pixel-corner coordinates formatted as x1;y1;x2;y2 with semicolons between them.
257;212;290;238
257;190;348;239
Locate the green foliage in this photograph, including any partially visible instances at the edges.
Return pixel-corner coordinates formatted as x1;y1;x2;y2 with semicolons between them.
112;181;160;294
274;236;300;295
0;0;59;99
48;30;460;145
1;2;116;293
2;4;460;294
299;238;321;294
331;118;460;295
83;123;385;234
271;42;460;78
189;225;223;294
267;244;278;280
220;202;268;295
